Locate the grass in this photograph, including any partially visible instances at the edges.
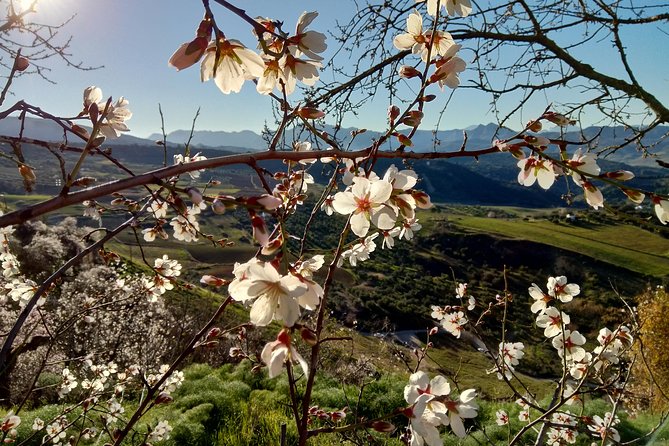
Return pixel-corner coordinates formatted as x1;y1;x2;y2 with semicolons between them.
449;215;669;277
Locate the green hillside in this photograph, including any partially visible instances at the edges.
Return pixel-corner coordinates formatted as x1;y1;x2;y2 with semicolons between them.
448;213;669;277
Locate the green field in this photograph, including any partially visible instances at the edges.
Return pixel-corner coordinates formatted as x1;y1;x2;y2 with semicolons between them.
448;214;669;277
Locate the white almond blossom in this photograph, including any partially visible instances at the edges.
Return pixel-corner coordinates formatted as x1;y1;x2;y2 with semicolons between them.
517;156;556;190
149;420;173;443
149;199;168;218
406;393;443;446
441;311;467;338
400;218;422;240
417;0;472;17
432;48;466;90
173;152;207;179
261;329;309;378
588;413;620;444
529;283;552;313
405;371;452;406
383;165;419;218
546;276;580;303
497;341;525;380
338;233;379;267
535;307;570;338
200;39;265;94
393;11;457;62
332;177;396;237
653;197;669;224
321;195;335;215
228;261;307;326
289;11;327;61
552;329;587;361
568;149;601;180
495;410;509;426
381;227;401;249
293;255;325;311
444;389;478;438
170;212;199;242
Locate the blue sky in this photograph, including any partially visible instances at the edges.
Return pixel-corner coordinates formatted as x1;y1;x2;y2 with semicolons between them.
6;0;669;139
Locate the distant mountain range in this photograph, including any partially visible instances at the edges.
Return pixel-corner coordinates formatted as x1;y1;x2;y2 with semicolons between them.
1;116;667;165
1;117;666;208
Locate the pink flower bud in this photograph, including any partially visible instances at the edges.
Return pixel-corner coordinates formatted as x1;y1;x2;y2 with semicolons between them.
200;275;229;287
429;326;439;336
296;107;325;119
250;211;270;246
186;187;204;205
411;190;432;209
168;36;209;71
543;111;574;126
254;194;283;211
229;346;243;358
261;235;283;255
398;65;421;79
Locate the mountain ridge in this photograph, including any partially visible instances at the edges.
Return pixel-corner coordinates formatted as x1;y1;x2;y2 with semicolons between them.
1;116;667;167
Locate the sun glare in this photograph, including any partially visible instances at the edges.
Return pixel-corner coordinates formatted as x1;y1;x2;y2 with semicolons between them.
18;0;38;13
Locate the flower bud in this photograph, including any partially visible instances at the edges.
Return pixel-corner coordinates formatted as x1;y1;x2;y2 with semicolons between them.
71;176;97;187
250;211;270;246
622;188;645;204
155;392;174;404
15;56;29;72
421;94;436;102
371;421;395;433
253;194;283;211
229;346;243;358
71;124;90;139
543;111;574;126
261;235;283;256
402;110;424;127
387;105;400;122
604;170;634;181
168;36;209;71
296;107;325;119
411;190;432;209
300;327;318;346
398;65;421;79
18;165;36;182
200;275;229;287
186;187;204;205
526;119;542;132
88;101;99;124
330;410;346;421
395;133;412;147
523;135;550;148
211;198;226;214
206;327;222;340
429;326;439;336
